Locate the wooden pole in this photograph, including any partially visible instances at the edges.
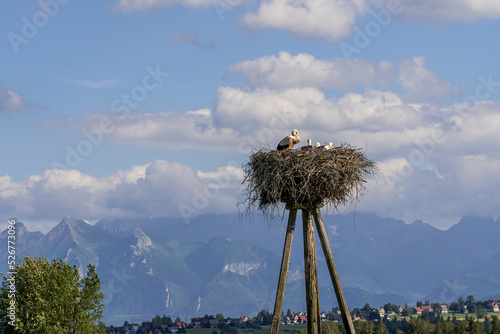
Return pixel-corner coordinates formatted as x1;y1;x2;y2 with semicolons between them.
312;208;355;334
270;209;298;334
302;209;321;334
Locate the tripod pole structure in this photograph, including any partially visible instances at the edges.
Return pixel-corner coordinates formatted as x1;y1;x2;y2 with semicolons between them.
302;209;321;334
270;209;298;334
312;208;355;334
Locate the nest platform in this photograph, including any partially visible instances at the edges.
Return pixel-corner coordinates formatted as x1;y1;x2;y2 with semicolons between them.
242;143;376;212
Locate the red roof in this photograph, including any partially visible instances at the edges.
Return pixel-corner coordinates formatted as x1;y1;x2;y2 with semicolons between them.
415;305;432;313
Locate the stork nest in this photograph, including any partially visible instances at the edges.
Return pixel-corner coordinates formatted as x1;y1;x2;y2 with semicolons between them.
240;144;376;216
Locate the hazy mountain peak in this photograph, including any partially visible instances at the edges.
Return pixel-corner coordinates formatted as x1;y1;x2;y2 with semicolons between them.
1;221;27;236
15;221;27;231
62;216;90;227
409;219;435;228
131;227;153;255
3;213;500;325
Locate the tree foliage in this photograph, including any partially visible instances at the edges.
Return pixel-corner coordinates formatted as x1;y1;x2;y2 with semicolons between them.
0;256;105;334
256;309;272;325
490;316;500;334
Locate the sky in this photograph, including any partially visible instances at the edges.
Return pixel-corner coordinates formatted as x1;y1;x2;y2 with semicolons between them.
1;0;500;232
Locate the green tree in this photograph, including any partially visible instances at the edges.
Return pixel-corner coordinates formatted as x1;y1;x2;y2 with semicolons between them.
404;317;434;334
402;304;411;317
354;319;374;334
373;320;389;334
369;308;380;321
256;309;272;325
431;302;442;314
490;316;500;334
449;302;459;312
361;303;371;318
351;308;361;317
161;314;172;326
466;295;477;314
216;313;225;321
454;320;468;334
458;296;466;313
476;308;488;319
152;315;162;327
322;321;341;334
467;316;483;334
218;323;237;334
434;321;454;334
0;256;105;334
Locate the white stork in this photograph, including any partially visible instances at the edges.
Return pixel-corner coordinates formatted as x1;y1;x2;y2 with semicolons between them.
316;142;334;150
277;129;300;150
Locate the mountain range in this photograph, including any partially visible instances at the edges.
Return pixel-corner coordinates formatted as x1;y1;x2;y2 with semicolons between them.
1;213;499;325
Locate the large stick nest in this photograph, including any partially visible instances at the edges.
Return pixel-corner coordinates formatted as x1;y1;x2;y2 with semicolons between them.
241;144;376;215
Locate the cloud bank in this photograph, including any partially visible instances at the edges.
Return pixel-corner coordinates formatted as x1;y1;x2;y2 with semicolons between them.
0;161;242;223
4;52;500;229
243;0;368;43
0;85;28;111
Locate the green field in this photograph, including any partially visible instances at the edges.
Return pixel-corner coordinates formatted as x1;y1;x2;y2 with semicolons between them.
187;324;307;334
185;314;500;334
388;312;499;322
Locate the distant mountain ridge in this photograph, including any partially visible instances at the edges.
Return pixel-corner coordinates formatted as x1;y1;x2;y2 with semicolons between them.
1;213;499;325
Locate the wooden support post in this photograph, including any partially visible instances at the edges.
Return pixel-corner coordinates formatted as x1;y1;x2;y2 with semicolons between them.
302;209;321;334
312;208;355;334
270;209;298;334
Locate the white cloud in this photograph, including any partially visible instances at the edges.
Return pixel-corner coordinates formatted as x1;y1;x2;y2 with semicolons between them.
43;53;500;229
213;86;421;136
357;100;500;228
110;0;218;12
76;109;241;150
198;165;244;185
225;51;395;90
0;161;241;222
225;52;452;101
371;0;500;23
241;0;500;43
58;78;121;89
243;0;369;43
398;56;451;102
0;85;28;111
8;96;500;230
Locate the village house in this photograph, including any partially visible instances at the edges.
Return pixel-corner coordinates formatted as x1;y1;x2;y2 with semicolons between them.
413;305;433;314
440;304;448;314
209;319;220;328
174;321;186;328
238;316;249;323
280;315;290;325
489;301;500;312
190;317;204;329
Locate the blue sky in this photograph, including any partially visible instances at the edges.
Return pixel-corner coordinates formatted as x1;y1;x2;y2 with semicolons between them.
1;0;500;232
